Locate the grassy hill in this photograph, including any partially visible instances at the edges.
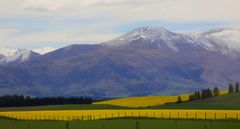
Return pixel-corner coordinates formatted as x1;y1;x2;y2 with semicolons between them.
152;92;240;110
1;118;240;129
0;104;133;112
0;90;233;111
94;90;228;107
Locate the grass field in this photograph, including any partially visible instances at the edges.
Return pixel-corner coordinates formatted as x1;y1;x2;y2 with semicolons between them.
0;104;132;112
0;90;239;129
1;118;240;129
153;92;240;110
0;91;238;113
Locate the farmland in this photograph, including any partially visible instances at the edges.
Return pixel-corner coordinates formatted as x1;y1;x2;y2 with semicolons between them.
0;90;239;129
0;110;240;121
94;90;228;107
0;104;132;112
94;94;190;107
152;92;240;110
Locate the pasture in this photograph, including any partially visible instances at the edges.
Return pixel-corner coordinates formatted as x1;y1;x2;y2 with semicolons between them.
94;90;228;107
1;118;240;129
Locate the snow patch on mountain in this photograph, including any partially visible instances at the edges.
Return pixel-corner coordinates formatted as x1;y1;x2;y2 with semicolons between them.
33;47;56;55
107;27;181;44
104;27;240;56
103;27;191;52
0;47;39;65
0;47;17;57
188;28;240;55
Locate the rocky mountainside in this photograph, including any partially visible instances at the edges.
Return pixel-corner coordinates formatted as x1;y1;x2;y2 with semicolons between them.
0;27;240;98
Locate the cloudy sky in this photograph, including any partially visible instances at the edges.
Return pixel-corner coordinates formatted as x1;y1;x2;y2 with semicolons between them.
0;0;240;49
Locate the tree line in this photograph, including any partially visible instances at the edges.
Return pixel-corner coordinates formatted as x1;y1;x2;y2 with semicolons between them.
177;82;240;103
0;95;92;107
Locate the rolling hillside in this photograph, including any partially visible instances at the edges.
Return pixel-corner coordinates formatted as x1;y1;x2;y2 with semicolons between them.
95;90;228;107
0;90;236;111
154;92;240;110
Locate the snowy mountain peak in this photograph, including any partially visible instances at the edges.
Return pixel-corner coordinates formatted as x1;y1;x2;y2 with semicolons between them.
129;26;170;34
0;47;40;65
104;26;181;47
0;47;17;57
118;26;175;40
33;47;56;55
188;28;240;55
104;26;240;56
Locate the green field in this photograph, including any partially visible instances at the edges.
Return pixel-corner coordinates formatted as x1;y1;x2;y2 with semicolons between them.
0;104;133;112
1;92;240;112
1;118;240;129
153;92;240;110
0;93;240;129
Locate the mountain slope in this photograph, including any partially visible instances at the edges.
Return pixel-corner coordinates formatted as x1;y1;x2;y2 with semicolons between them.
188;28;240;56
0;27;240;98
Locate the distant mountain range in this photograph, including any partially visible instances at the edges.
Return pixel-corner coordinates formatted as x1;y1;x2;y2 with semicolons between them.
0;27;240;98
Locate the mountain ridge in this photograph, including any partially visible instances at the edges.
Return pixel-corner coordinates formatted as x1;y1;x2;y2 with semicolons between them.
0;27;240;98
0;47;40;65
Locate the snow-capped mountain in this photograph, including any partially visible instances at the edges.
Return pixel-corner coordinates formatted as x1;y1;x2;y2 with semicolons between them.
0;27;240;97
0;47;40;65
105;27;240;57
187;28;240;56
32;47;56;55
105;27;189;46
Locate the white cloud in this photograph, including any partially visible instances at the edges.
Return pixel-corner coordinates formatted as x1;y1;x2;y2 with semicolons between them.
0;0;240;48
0;28;19;37
19;0;240;22
0;27;121;48
22;0;128;11
23;0;67;11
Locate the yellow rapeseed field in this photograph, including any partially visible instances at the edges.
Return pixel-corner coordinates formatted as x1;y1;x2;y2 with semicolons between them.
220;90;228;95
94;94;189;107
0;110;239;121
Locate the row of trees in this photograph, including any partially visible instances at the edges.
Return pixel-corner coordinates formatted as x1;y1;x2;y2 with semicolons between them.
228;82;239;93
177;82;240;103
0;95;92;107
188;88;215;101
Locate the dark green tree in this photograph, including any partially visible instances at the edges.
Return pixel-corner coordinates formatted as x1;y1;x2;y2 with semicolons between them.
201;88;213;99
196;91;201;99
201;89;207;99
189;94;194;101
176;96;182;103
228;83;234;94
235;82;240;93
207;88;213;97
189;91;201;101
213;87;220;96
